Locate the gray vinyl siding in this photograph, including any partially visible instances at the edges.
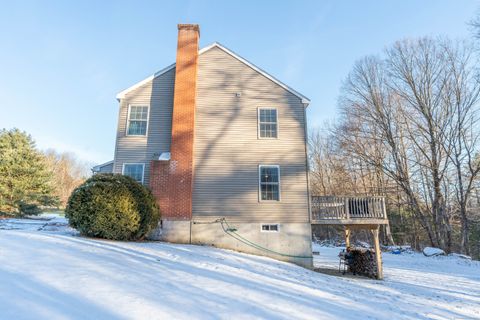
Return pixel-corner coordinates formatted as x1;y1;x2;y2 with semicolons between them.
98;162;113;173
113;68;175;185
192;47;310;223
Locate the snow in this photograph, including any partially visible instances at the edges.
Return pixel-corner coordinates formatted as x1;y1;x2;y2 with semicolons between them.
449;252;472;260
422;247;446;257
1;217;479;320
0;214;77;234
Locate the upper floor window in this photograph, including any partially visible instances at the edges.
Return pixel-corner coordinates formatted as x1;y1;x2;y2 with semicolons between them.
122;163;145;184
259;165;280;201
258;108;278;138
127;105;149;136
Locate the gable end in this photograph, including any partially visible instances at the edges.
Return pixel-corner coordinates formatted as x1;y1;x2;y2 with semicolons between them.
116;43;310;106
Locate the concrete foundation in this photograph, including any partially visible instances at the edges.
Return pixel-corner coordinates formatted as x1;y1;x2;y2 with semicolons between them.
151;220;191;244
191;221;313;268
150;219;313;268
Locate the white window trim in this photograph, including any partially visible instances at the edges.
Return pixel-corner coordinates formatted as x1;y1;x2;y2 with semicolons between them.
122;163;145;184
126;104;150;137
258;165;281;202
257;107;279;139
260;224;280;233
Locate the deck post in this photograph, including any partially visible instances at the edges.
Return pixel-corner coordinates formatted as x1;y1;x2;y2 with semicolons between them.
371;226;383;280
344;198;350;220
381;197;387;219
344;227;351;248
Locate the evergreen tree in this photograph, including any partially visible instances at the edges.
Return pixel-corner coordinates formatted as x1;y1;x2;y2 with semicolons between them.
0;128;55;216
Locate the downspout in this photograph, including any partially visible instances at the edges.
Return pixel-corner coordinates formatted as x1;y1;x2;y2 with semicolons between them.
111;98;122;175
302;101;312;224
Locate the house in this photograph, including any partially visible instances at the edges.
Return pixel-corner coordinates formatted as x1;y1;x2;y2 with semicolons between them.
91;160;114;174
101;24;313;267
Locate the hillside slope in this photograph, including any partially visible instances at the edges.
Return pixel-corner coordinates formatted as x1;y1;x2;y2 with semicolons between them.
0;218;479;319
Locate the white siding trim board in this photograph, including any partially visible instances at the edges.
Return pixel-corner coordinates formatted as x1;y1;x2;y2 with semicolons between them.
116;63;175;101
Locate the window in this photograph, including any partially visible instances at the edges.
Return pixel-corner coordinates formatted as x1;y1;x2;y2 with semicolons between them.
261;224;279;232
122;163;145;184
259;165;280;201
127;105;149;136
258;108;278;138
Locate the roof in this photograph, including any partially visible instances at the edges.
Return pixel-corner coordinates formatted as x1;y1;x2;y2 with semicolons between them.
91;160;114;172
115;42;310;106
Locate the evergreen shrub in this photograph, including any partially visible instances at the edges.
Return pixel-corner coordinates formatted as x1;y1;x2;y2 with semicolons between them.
65;174;160;240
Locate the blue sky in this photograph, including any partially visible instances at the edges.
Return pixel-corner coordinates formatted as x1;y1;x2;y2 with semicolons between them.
0;0;478;164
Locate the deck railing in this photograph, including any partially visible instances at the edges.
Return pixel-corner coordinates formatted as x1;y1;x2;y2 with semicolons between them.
311;196;387;222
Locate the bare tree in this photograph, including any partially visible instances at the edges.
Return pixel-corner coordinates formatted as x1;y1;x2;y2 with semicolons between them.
443;41;480;254
44;150;90;207
335;53;440;247
324;38;480;253
308;36;480;255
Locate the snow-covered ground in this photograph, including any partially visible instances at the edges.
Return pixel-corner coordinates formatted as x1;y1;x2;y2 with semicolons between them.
1;216;479;320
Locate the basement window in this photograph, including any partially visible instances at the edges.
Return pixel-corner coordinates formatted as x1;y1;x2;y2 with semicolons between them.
127;105;149;136
258;108;278;138
261;224;279;232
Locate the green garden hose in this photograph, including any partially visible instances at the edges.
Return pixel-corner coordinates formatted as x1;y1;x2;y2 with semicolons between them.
218;218;312;259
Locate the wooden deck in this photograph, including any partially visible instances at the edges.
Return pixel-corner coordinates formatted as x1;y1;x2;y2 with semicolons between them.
310;196;389;279
311;196;388;225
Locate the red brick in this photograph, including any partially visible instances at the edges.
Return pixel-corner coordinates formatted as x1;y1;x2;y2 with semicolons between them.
150;24;199;221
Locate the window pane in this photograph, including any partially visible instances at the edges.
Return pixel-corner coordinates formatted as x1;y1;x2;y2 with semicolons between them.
127;106;148;135
262;109;277;122
259;109;277;138
260;166;280;201
270;184;279;200
128;120;147;135
130;106;148;120
270;109;277;122
260;124;267;138
260;123;277;138
261;184;269;200
271;124;278;137
124;164;143;183
260;110;267;122
261;167;279;183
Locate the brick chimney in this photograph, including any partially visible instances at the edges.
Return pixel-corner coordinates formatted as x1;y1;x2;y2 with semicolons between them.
150;24;199;236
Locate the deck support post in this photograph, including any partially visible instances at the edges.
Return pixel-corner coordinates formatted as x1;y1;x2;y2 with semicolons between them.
371;226;383;280
344;227;351;248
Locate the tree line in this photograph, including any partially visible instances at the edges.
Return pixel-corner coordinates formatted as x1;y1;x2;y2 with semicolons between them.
0;128;91;216
309;37;480;258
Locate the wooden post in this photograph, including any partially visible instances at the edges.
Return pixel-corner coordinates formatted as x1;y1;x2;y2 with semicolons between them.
381;197;387;219
344;198;350;220
345;227;351;248
371;226;383;280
